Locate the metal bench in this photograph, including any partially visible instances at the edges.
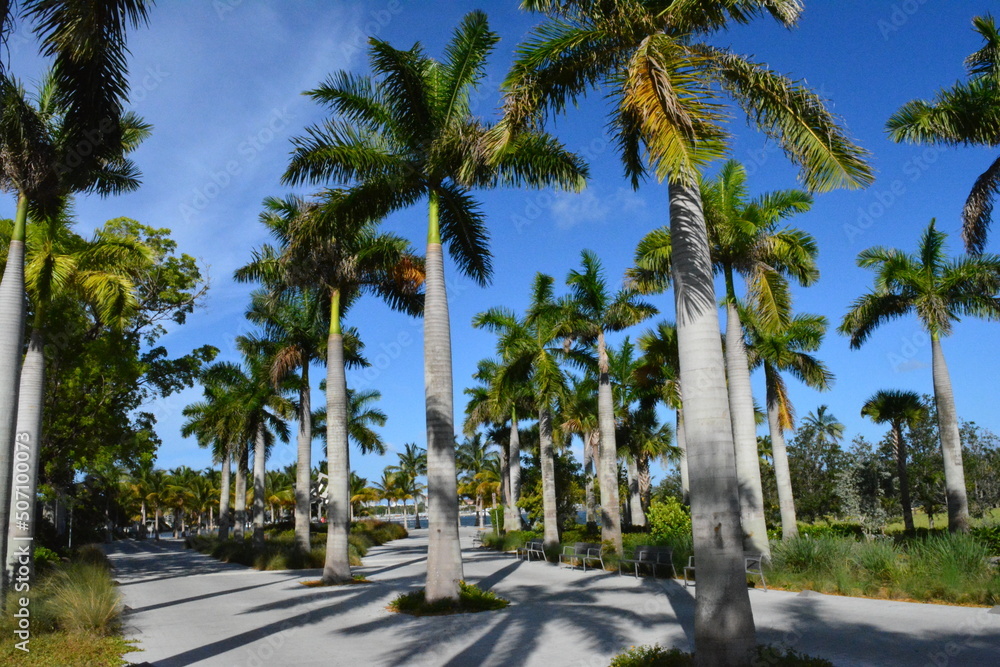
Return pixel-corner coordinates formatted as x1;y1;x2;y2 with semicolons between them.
559;542;605;571
684;553;768;591
517;538;546;562
619;545;676;579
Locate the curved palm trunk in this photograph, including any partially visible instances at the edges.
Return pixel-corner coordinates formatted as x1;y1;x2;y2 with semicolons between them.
669;181;755;665
5;329;44;584
252;426;267;549
724;293;770;557
218;453;231;540
0;199;28;590
323;294;353;583
538;405;560;550
596;331;623;553
234;447;248;539
892;420;915;534
764;365;798;540
424;230;464;603
584;431;597;524
504;414;523;530
295;360;312;553
677;410;690;504
626;455;645;526
931;336;970;533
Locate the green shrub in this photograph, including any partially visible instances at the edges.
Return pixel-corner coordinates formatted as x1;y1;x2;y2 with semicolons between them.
34;545;61;571
74;544;112;570
608;645;834;666
971;524;1000;556
647;498;692;543
389;581;509;616
48;563;122;634
482;530;538;552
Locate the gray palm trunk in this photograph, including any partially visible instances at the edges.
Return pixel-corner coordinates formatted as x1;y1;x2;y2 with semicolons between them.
637;453;652;513
504;415;522;531
931;336;970;533
498;437;510;519
218;453;231;540
5;330;44;584
764;366;798;540
234;447;248;539
724;300;770;556
0;237;26;592
324;328;353;583
626;456;645;526
538;406;560;550
677;410;690;504
669;182;756;664
423;242;464;602
584;431;598;523
596;331;623;553
252;425;267;549
295;361;312;553
892;421;915;534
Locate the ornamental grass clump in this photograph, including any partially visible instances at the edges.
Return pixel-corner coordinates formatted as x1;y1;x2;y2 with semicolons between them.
608;644;834;666
389;581;509;616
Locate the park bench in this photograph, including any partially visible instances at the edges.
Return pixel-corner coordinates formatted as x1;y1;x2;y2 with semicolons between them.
619;545;676;579
684;553;768;591
517;538;546;562
559;542;605;571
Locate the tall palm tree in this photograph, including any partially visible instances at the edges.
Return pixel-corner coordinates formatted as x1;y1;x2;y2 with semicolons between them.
238;192;421;585
746;308;833;540
389;443;427;528
559;375;599;524
840;220;1000;533
0;72;149;585
349;472;378;520
143;469;170;541
887;15;1000;253
283;11;586;601
504;4;872;660
457;434;494;528
3;212;147;578
565;249;656;552
636;321;686;502
861;390;926;534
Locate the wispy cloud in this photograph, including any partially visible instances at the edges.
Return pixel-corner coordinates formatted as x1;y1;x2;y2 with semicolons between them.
549;187;646;230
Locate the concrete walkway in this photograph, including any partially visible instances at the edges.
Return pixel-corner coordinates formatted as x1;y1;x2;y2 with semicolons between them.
107;529;1000;666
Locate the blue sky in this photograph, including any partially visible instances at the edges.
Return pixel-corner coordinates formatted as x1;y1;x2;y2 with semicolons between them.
6;2;1000;486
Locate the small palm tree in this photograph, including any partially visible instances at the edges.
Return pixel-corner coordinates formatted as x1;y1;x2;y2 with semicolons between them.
389;443;427;528
283;11;586;602
840;220;1000;533
861;390;927;534
886;15;1000;252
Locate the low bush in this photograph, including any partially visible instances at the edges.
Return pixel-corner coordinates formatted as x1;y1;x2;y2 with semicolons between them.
389;581;509;616
608;644;834;666
646;498;692;543
971;524;1000;556
481;529;538;552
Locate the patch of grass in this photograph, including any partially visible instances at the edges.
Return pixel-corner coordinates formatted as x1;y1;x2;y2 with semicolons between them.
300;574;370;587
388;581;509;616
0;631;138;666
608;644;834;666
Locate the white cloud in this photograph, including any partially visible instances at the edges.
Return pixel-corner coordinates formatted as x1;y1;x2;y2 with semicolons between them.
549;187;646;230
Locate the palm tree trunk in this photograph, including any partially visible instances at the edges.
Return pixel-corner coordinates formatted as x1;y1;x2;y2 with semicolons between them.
724;288;770;557
584;431;597;524
423;213;464;603
218;453;231;540
765;365;798;540
141;500;147;534
504;414;523;530
234;446;247;540
5;328;44;584
669;181;755;664
0;196;28;590
892;421;915;534
538;405;560;550
295;359;312;553
596;330;623;553
323;293;353;584
677;410;690;504
931;336;970;533
498;439;509;528
252;425;267;549
626;455;645;527
637;452;652;514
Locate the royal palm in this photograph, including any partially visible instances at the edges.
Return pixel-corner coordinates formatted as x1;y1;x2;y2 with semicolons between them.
840;220;1000;533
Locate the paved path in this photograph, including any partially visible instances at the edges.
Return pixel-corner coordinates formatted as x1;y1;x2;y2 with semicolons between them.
107;529;1000;666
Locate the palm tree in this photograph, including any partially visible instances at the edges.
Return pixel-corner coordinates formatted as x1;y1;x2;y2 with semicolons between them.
559;375;599;524
800;405;845;450
861;390;927;534
283;11;586;601
0;72;149;585
457;434;494;528
886;15;1000;253
565;249;656;552
143;469;170;541
2;211;147;579
349;472;378;520
746;308;833;540
840;220;1000;533
636;321;686;502
389;443;427;528
505;4;872;659
238;192;421;585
